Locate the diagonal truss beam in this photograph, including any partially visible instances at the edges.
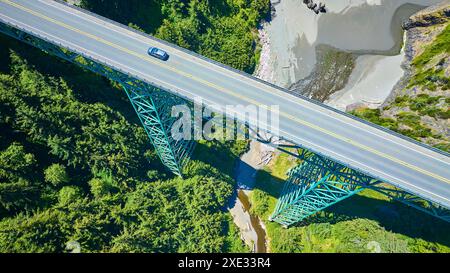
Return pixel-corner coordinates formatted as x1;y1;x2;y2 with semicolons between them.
123;85;195;176
0;22;195;176
270;147;450;227
269;152;379;227
2;21;449;222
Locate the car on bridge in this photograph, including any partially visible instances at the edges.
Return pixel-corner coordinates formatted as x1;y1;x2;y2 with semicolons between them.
148;47;169;61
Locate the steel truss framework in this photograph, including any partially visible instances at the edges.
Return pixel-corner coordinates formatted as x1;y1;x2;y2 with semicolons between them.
2;22;449;226
269;148;450;227
198;115;450;226
0;23;195;176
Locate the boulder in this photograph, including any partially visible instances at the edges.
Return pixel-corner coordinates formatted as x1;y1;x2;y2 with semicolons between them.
319;3;326;13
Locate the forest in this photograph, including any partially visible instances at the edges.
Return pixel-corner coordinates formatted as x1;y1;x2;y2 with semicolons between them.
1;0;449;253
0;44;250;253
0;0;270;252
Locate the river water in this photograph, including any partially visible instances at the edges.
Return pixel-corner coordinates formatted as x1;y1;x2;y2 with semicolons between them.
238;190;267;253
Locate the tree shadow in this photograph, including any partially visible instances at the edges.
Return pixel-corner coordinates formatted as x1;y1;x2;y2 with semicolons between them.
80;0;164;35
190;140;241;178
324;193;450;246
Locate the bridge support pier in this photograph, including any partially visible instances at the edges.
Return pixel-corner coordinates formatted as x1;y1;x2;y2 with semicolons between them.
122;85;195;176
0;22;195;176
270;149;450;227
269;150;378;227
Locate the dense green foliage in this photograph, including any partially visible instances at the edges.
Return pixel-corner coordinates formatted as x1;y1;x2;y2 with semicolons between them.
0;0;272;253
80;0;270;73
0;44;248;252
409;23;450;91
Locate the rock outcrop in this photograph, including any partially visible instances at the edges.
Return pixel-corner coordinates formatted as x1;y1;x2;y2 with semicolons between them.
402;1;450;30
379;0;450;151
303;0;326;14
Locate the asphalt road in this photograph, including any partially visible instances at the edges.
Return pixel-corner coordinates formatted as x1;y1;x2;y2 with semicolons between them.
1;0;449;208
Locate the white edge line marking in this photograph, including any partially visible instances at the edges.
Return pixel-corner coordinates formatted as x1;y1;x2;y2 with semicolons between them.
40;0;450;162
4;0;450;180
2;14;449;205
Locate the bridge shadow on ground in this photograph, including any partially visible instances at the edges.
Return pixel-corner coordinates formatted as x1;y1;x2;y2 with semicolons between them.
4;30;446;247
251;166;450;248
8;24;444;247
190;141;241;178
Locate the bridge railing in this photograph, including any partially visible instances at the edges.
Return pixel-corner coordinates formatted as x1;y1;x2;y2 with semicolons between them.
53;0;450;159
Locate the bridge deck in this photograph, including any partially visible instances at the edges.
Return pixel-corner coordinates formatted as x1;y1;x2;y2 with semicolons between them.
1;0;449;208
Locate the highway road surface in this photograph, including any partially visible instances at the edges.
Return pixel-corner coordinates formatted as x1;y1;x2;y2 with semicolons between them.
1;0;449;208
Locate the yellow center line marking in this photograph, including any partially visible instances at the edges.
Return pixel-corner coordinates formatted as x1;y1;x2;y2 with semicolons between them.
3;0;449;184
38;0;449;168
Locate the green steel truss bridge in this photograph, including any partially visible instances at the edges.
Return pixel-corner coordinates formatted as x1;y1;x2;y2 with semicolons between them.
1;0;449;227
